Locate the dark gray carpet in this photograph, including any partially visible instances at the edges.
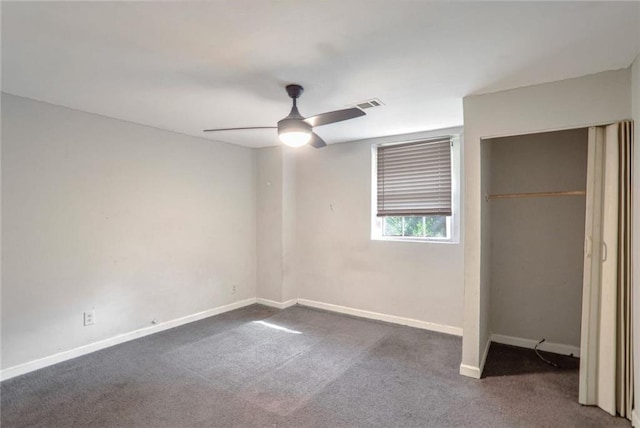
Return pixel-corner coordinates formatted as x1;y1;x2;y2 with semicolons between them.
1;305;629;427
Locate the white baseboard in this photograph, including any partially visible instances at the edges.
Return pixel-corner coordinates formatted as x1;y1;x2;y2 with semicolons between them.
459;334;579;380
255;298;298;309
459;363;482;379
0;297;257;381
632;408;639;427
297;298;462;336
459;336;491;379
491;333;580;357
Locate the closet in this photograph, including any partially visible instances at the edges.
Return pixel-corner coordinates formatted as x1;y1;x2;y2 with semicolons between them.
484;128;588;361
481;122;634;418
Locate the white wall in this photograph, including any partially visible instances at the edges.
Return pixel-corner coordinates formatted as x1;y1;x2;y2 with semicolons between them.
631;55;640;424
462;68;632;377
281;148;298;302
488;129;588;348
478;139;492;369
255;146;298;304
294;131;464;331
256;147;284;302
1;94;257;369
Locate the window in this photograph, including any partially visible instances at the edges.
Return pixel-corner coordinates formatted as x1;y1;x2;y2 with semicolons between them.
372;132;459;242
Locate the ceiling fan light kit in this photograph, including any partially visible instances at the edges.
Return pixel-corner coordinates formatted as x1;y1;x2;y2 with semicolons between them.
204;84;366;149
279;130;312;147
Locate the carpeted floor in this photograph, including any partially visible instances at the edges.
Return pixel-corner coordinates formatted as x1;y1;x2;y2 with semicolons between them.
1;304;629;427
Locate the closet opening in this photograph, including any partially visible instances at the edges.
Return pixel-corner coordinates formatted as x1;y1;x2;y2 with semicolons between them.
480;128;588;392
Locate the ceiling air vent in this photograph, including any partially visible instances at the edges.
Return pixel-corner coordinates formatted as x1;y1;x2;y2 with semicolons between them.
354;98;384;110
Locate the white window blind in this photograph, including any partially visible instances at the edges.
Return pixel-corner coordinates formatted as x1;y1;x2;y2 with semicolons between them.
376;137;452;217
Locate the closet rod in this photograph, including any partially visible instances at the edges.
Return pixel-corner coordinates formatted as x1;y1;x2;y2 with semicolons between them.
486;190;586;201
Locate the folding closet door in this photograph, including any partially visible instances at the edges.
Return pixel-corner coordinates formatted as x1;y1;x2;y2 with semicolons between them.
579;127;604;405
579;124;621;416
598;124;620;415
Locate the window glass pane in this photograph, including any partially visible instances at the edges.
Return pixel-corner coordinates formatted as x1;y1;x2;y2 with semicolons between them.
402;216;424;237
425;215;447;238
381;215;449;239
383;216;402;236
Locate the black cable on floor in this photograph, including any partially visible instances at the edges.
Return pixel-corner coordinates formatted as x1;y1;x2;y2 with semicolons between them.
534;339;562;369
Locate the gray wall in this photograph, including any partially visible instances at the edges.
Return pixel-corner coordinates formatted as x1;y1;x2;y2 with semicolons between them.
255;146;298;303
294;132;464;329
1;94;257;369
487;128;588;347
256;147;284;302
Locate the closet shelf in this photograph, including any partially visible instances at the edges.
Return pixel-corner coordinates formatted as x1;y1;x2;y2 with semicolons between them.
486;190;586;201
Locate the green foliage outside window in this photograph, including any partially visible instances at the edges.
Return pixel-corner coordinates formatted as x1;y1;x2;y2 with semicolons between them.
382;215;448;238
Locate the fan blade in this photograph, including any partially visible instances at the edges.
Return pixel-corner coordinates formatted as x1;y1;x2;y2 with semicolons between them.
309;133;327;149
304;108;365;127
203;127;276;132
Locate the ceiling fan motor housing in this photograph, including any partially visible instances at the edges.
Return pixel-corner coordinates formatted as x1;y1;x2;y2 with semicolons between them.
277;116;311;134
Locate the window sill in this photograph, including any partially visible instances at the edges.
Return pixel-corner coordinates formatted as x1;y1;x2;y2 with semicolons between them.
371;236;459;244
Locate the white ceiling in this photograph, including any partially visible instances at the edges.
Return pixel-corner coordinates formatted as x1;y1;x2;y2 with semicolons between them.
2;1;639;148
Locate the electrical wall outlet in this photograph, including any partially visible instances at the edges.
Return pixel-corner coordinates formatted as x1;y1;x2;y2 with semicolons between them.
232;284;237;294
84;310;95;326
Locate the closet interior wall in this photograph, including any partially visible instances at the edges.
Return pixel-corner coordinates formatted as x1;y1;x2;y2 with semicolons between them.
487;128;589;352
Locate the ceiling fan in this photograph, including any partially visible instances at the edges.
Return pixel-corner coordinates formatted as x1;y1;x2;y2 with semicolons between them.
203;84;366;148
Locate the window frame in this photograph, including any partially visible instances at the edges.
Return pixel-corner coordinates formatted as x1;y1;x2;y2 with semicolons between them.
371;128;462;244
